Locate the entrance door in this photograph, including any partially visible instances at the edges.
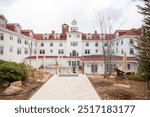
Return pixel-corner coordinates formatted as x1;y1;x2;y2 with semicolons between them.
72;61;76;73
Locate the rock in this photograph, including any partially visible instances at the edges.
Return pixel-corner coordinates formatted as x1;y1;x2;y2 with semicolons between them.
10;81;22;87
37;79;42;83
28;78;37;84
113;84;131;88
109;76;116;79
4;86;23;95
41;74;51;82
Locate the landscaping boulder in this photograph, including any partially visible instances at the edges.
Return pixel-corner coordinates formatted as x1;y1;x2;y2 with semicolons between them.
41;74;50;82
113;84;131;88
4;86;23;95
10;81;22;87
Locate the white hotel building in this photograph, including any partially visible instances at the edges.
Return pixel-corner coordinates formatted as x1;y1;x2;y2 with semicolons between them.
0;14;141;74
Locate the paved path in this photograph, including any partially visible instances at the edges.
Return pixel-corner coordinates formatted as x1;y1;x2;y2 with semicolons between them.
30;74;100;100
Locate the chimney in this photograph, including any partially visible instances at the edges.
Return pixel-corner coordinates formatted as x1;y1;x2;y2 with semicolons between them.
94;30;97;34
62;24;69;34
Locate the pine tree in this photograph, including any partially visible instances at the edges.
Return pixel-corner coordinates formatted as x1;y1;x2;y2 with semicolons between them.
137;0;150;88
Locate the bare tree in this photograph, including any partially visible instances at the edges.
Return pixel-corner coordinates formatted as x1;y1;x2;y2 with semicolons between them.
27;41;33;70
95;9;120;77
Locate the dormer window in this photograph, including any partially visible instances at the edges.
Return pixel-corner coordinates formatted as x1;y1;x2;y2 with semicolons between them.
100;34;106;39
0;15;7;28
43;34;49;39
16;26;21;33
0;20;5;28
116;32;119;37
86;34;92;39
29;32;33;37
54;34;60;39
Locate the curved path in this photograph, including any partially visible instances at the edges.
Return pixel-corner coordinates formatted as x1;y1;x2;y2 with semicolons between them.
30;74;100;100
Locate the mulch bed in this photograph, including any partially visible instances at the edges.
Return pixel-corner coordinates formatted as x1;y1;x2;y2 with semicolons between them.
89;76;150;100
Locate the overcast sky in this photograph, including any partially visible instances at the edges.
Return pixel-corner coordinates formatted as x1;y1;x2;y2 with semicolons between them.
0;0;143;34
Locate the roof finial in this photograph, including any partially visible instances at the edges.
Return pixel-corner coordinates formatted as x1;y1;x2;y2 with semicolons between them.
71;12;77;25
73;11;75;20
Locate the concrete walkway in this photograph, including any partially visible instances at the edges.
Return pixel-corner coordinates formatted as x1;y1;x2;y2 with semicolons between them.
30;74;100;100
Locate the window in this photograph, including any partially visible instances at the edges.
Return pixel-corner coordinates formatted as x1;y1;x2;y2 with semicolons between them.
25;40;28;45
16;26;21;33
10;35;13;40
41;42;44;47
129;39;134;44
40;49;45;54
50;42;53;47
35;43;37;47
50;49;53;53
130;48;134;55
127;64;131;70
116;41;118;46
121;49;123;54
34;49;37;54
17;37;21;43
95;42;98;47
58;49;64;54
24;48;28;54
0;46;4;55
91;64;98;73
9;46;13;52
86;42;89;46
0;33;4;40
17;48;21;55
95;49;98;53
59;43;63;47
85;49;90;54
104;43;108;46
71;42;78;46
77;61;80;66
121;40;123;45
116;48;118;53
69;61;71;66
77;35;80;38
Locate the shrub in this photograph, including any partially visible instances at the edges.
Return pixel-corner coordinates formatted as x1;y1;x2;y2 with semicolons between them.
0;60;29;84
128;74;145;81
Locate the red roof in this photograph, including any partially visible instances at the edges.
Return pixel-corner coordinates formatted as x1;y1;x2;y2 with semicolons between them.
115;30;128;37
26;56;80;59
21;29;34;37
26;55;137;62
80;55;136;61
6;23;22;32
123;28;141;36
33;34;43;40
115;28;141;37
